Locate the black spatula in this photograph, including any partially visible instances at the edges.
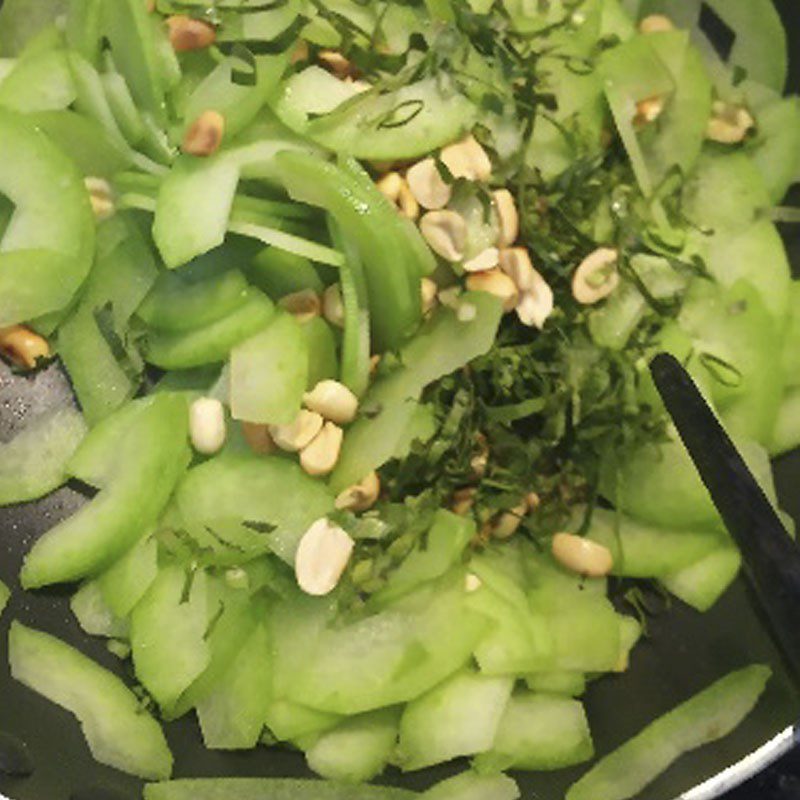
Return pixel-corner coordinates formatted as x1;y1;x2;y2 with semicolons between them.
650;353;800;674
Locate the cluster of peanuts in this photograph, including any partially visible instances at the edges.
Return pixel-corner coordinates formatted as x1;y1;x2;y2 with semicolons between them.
637;15;755;144
452;483;541;542
452;484;613;580
373;135;557;330
190;379;379;509
449;425;614;578
374;134;626;314
292;458;610;598
191;378;381;599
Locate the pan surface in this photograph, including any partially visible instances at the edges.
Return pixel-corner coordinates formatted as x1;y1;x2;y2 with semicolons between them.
1;2;800;799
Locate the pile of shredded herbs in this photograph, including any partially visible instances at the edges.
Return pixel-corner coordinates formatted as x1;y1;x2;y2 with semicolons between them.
308;0;719;604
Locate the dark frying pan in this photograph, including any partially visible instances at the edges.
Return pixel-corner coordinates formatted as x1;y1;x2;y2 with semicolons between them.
2;3;800;799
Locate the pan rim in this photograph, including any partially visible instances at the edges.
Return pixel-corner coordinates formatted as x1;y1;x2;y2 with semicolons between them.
679;724;798;799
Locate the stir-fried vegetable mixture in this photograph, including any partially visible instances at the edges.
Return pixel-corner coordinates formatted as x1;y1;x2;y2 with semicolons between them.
1;0;799;797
